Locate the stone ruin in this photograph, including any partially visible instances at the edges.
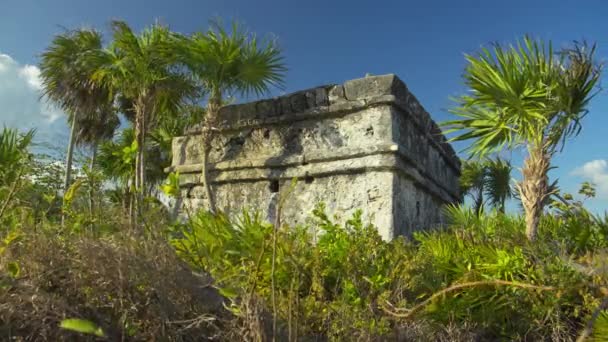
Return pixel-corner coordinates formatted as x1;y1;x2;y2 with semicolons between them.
167;74;461;240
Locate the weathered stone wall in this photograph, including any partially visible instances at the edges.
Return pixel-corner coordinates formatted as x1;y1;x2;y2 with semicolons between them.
168;74;461;240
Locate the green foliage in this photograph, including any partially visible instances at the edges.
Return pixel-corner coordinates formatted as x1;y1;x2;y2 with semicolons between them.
59;319;105;337
38;28;118;205
170;211;273;296
413;209;573;338
7;22;608;341
97;128;137;185
459;157;513;213
6;261;20;278
2;138;608;341
90;21;196;105
460;159;487;213
592;311;608;341
149;104;205;154
168;203;608;340
174;20;286;99
580;181;597;199
170;205;401;339
85;20;199;206
0;230;21;256
444;36;602;241
0;128;35;222
483;158;513;211
39;27;115;130
0;127;34;185
161;172;181;198
63;178;85;205
444;36;601;156
543;201;608;254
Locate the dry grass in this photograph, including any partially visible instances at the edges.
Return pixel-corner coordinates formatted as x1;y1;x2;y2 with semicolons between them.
0;227;227;341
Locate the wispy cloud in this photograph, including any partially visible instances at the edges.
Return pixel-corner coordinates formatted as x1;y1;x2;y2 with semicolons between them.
0;53;63;123
0;52;66;145
571;160;608;199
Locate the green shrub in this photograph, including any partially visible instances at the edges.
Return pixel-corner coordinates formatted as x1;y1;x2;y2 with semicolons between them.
169;203;608;341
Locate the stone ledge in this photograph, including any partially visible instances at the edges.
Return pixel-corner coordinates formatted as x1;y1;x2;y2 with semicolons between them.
179;94;460;174
165;143;397;173
182;74;459;170
169;145;460;202
177;158;457;205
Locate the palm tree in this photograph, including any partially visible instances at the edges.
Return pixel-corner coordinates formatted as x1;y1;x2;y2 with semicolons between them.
174;21;286;213
460;158;513;215
90;21;197;218
39;29;111;213
444;37;601;241
97;128;137;216
484;158;513;213
74;106;119;217
74;107;119;166
460;159;486;215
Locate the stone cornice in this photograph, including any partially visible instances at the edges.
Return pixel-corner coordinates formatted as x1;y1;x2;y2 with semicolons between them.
166;143;460;203
182;74;461;173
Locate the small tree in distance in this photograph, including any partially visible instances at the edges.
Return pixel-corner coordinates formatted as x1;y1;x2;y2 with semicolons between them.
460;157;513;215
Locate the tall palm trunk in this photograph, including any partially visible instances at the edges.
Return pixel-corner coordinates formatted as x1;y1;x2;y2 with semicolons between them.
200;92;220;214
518;144;550;241
499;202;506;214
128;179;135;227
88;143;98;223
134;111;142;223
474;189;484;216
133;96;147;223
62;115;78;227
139;108;146;199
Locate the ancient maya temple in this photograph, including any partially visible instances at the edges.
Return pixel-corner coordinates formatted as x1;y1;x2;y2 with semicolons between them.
167;74;461;240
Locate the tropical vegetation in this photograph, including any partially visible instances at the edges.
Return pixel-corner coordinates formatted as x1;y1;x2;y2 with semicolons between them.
444;37;601;241
459;157;513;214
173;21;286;212
0;21;606;341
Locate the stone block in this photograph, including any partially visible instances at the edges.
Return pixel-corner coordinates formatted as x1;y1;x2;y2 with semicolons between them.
290;92;308;113
315;87;329;106
256;99;277;118
344;74;402;100
218;104;240;123
305;91;316;108
234;101;258;122
328;85;345;102
278;96;292;114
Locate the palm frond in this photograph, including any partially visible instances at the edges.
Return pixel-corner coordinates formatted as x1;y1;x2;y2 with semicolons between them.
174;20;286;100
483;158;513;212
40;28;118;147
0;127;35;185
443;36;599;157
459;159;486;213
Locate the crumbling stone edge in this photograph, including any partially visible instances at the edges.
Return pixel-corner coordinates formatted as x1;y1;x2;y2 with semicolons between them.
184;74;461;174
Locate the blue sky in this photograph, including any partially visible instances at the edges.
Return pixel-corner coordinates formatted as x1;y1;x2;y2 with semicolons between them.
1;0;607;212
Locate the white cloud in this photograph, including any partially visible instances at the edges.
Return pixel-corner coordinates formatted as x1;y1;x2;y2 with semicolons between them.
0;52;66;145
18;64;43;90
572;160;608;199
